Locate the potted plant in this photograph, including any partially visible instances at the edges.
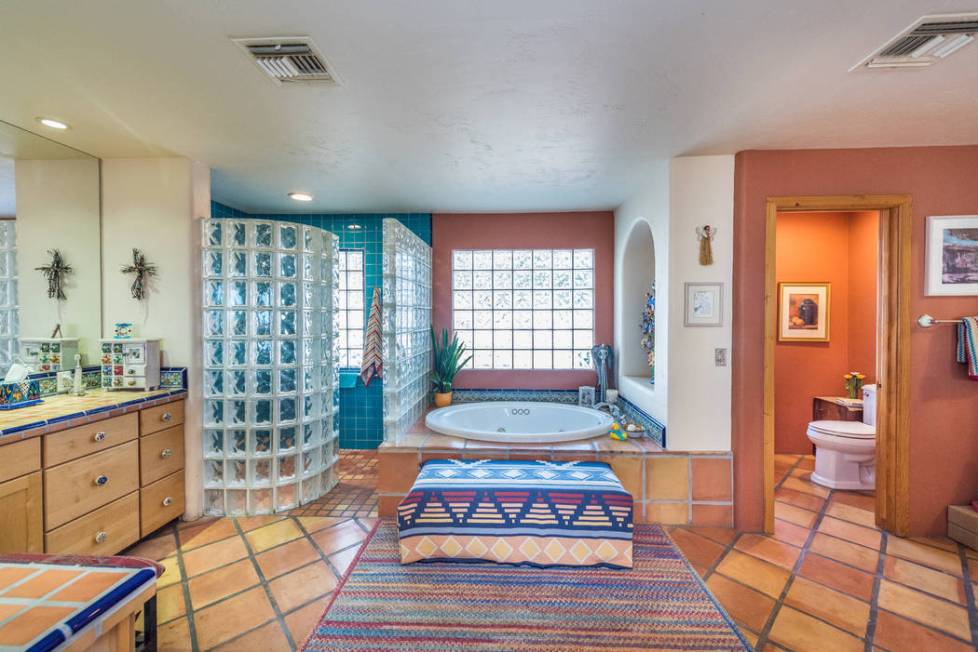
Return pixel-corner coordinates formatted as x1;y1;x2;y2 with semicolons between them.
431;327;472;408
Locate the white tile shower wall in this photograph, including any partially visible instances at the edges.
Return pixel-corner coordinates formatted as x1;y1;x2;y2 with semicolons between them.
200;218;340;515
382;218;433;441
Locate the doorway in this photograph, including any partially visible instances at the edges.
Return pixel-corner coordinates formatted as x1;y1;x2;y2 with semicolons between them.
762;196;912;536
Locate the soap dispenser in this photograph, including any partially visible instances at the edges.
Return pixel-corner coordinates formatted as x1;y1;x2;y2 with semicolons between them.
70;353;85;396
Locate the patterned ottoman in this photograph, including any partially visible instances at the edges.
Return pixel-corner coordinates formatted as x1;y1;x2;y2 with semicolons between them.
397;459;633;568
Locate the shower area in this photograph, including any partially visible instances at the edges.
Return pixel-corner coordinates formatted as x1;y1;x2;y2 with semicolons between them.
201;214;432;516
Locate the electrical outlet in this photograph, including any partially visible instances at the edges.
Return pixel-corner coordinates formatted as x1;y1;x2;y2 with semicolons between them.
715;348;727;367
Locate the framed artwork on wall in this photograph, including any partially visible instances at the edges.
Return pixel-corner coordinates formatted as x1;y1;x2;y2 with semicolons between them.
684;282;723;327
778;282;830;342
925;215;978;296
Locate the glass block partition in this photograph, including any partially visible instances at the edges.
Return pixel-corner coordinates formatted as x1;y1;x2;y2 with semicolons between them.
0;221;16;371
201;218;340;515
382;218;433;441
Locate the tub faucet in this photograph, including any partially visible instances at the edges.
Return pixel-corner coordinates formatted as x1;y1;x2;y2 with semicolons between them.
593;402;623;422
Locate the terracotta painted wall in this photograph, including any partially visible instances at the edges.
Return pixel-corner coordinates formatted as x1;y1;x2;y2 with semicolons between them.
774;211;878;454
733;146;978;535
432;212;614;389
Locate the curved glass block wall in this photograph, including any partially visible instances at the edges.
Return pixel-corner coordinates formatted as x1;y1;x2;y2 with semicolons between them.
382;218;433;440
201;218;340;515
0;221;17;371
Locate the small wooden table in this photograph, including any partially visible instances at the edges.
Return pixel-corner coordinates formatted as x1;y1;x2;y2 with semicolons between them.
0;553;161;651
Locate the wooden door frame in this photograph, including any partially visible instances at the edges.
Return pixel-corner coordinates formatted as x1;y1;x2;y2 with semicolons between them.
763;195;912;535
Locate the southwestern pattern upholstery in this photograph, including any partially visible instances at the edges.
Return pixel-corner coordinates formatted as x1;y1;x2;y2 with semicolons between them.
397;459;634;568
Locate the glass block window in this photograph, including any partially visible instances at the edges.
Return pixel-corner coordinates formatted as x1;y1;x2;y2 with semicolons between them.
337;249;365;368
0;221;16;373
452;248;594;370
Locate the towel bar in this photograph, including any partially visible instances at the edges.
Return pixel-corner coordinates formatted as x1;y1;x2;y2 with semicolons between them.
917;314;961;328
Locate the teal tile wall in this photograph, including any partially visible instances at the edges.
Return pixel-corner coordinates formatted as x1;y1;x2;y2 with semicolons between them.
211;201;431;449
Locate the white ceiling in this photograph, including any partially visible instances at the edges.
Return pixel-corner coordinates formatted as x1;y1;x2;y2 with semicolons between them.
0;0;976;212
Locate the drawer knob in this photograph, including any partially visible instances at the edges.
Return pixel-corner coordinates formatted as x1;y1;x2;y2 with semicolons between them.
94;474;109;487
162;496;173;507
128;369;135;375
93;431;106;442
162;412;173;422
160;448;173;459
94;531;108;544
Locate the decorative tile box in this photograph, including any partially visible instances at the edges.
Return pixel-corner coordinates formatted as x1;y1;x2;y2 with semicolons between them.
20;338;80;373
947;504;978;551
0;379;41;409
100;338;161;391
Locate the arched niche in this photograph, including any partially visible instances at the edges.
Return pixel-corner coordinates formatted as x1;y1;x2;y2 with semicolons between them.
620;219;655;379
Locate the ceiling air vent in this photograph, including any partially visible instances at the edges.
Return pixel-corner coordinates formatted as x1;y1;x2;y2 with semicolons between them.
852;13;978;70
232;36;339;84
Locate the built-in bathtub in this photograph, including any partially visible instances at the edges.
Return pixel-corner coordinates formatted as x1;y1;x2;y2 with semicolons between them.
425;401;613;443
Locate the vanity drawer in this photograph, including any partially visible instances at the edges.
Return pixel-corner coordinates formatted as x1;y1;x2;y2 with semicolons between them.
141;400;185;435
141;470;184;537
44;440;139;530
43;413;138;467
45;491;140;556
124;363;146;377
140;425;184;486
0;438;41;483
123;376;147;390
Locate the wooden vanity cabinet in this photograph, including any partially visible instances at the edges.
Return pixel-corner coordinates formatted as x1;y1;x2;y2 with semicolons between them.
0;439;43;553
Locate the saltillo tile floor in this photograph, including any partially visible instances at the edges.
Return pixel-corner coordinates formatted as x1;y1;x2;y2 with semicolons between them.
127;451;978;651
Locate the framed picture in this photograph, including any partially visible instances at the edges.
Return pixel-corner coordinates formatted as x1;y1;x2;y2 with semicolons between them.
684;282;723;327
778;282;830;342
925;215;978;296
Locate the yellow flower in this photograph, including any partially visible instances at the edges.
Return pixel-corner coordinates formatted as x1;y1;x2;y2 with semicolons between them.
843;374;852;380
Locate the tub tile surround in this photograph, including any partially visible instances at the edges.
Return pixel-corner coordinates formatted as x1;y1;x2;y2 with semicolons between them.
377;414;732;526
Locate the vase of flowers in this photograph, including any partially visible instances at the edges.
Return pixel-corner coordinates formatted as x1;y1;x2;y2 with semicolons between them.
431;327;472;408
843;371;866;399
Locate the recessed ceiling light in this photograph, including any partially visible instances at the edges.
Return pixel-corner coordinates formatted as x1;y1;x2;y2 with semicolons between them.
347;224;363;230
288;192;313;202
36;117;69;130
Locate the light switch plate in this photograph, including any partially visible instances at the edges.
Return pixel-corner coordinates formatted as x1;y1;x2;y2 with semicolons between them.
715;348;727;367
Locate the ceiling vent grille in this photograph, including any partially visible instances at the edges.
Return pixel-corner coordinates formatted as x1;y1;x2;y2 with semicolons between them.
852;13;978;70
232;36;339;84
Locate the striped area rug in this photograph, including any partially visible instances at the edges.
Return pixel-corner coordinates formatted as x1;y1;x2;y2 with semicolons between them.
303;522;749;651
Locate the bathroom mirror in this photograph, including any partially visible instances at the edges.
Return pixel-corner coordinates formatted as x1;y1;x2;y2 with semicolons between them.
0;119;101;378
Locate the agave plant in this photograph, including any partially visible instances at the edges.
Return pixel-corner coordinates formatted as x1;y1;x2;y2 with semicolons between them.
430;327;472;393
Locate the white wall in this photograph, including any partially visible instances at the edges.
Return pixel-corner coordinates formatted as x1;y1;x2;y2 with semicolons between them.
101;157;209;519
614;156;734;451
15;158;102;365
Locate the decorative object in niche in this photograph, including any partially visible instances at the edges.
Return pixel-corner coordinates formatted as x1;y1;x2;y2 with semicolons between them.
641;282;656;383
590;344;615;403
121;248;158;300
19;337;79;373
99;338;161;390
684;282;723;327
925;215;978;296
36;249;72;300
778;282;830;342
696;225;716;266
114;322;134;339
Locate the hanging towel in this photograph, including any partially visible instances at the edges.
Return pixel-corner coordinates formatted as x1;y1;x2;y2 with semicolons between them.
956;317;978;380
360;287;383;386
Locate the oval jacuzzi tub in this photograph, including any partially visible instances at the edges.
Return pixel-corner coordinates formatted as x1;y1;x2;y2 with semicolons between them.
425;401;613;443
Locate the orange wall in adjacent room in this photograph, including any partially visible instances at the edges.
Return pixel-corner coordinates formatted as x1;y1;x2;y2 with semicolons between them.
774;211;878;453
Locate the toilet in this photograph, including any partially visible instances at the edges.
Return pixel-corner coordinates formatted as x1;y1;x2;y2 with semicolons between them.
806;384;877;490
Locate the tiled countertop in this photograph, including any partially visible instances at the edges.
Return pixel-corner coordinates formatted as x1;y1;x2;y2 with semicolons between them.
0;388;187;444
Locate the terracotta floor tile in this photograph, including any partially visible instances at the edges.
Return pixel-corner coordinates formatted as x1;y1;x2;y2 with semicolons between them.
328;545;361;578
188;558;260;610
268;561;338;613
818;516;882;549
784;576;870;637
774;454;801;465
768;606;863;652
193;586;275;650
809;533;879;573
296;516;344;533
830;491;876;512
212;620;292;652
157;616;193;651
797;553;875;602
256;536;322;580
125;531;179;560
886;536;964;576
157;556;183;588
796;456;815;470
780;476;830;498
775;487;825;513
706;573;776;632
877;580;972;642
156;583;187;624
178;518;238;550
772;519;811;548
874;609;975;652
284;597;329;646
883;556;967;604
735;534;801;570
181;535;249;577
245;519;304;553
773;502;818;528
669;528;726;574
311;520;369;554
236;514;287;532
825;501;877;528
715;550;790;598
682;525;738;546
